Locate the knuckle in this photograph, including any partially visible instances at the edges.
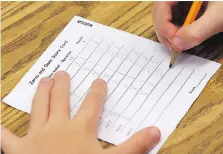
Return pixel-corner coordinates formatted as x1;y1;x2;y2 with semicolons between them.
160;26;174;39
77;115;95;132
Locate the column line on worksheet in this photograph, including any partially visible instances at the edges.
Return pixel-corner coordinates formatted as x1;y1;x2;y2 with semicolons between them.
70;39;103;81
91;40;100;44
101;53;150;118
105;51;142;102
70;40;113;95
109;58;163;129
72;45;130;100
102;48;134;102
65;36;93;72
153;69;195;126
71;48;141;114
120;66;170;132
69;44;125;112
119;67;169;132
134;66;185;132
100;52;143;124
196;73;207;87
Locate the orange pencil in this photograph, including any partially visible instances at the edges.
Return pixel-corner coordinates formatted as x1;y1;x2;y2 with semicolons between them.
169;1;203;68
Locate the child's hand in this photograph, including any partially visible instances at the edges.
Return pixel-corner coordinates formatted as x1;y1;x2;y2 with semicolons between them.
2;71;160;154
152;2;223;51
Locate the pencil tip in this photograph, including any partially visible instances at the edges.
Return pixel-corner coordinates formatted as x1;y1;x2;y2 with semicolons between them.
169;64;172;68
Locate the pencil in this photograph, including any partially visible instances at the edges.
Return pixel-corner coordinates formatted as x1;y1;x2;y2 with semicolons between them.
169;1;203;68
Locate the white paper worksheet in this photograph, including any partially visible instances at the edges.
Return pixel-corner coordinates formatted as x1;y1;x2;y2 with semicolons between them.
3;16;221;154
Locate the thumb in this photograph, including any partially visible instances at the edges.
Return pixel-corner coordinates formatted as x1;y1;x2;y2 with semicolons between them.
172;8;222;51
109;127;161;154
1;126;19;153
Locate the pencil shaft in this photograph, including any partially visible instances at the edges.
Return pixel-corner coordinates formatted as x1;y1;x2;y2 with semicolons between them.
169;1;203;67
170;49;179;67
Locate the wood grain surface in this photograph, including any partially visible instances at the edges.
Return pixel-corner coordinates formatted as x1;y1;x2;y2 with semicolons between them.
1;2;223;154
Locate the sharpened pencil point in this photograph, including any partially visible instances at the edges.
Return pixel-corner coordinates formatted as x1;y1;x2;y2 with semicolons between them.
169;64;172;68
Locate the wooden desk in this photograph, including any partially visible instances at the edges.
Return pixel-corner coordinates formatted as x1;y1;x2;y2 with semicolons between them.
1;2;223;153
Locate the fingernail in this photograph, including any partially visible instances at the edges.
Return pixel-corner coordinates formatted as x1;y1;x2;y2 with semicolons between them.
41;77;52;83
148;127;161;142
172;36;186;50
56;71;66;75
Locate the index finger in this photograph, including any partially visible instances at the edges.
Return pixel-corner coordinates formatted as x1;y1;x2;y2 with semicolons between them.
152;2;179;39
74;79;107;134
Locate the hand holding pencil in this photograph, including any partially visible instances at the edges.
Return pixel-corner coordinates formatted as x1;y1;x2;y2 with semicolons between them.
152;1;223;66
170;1;203;68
